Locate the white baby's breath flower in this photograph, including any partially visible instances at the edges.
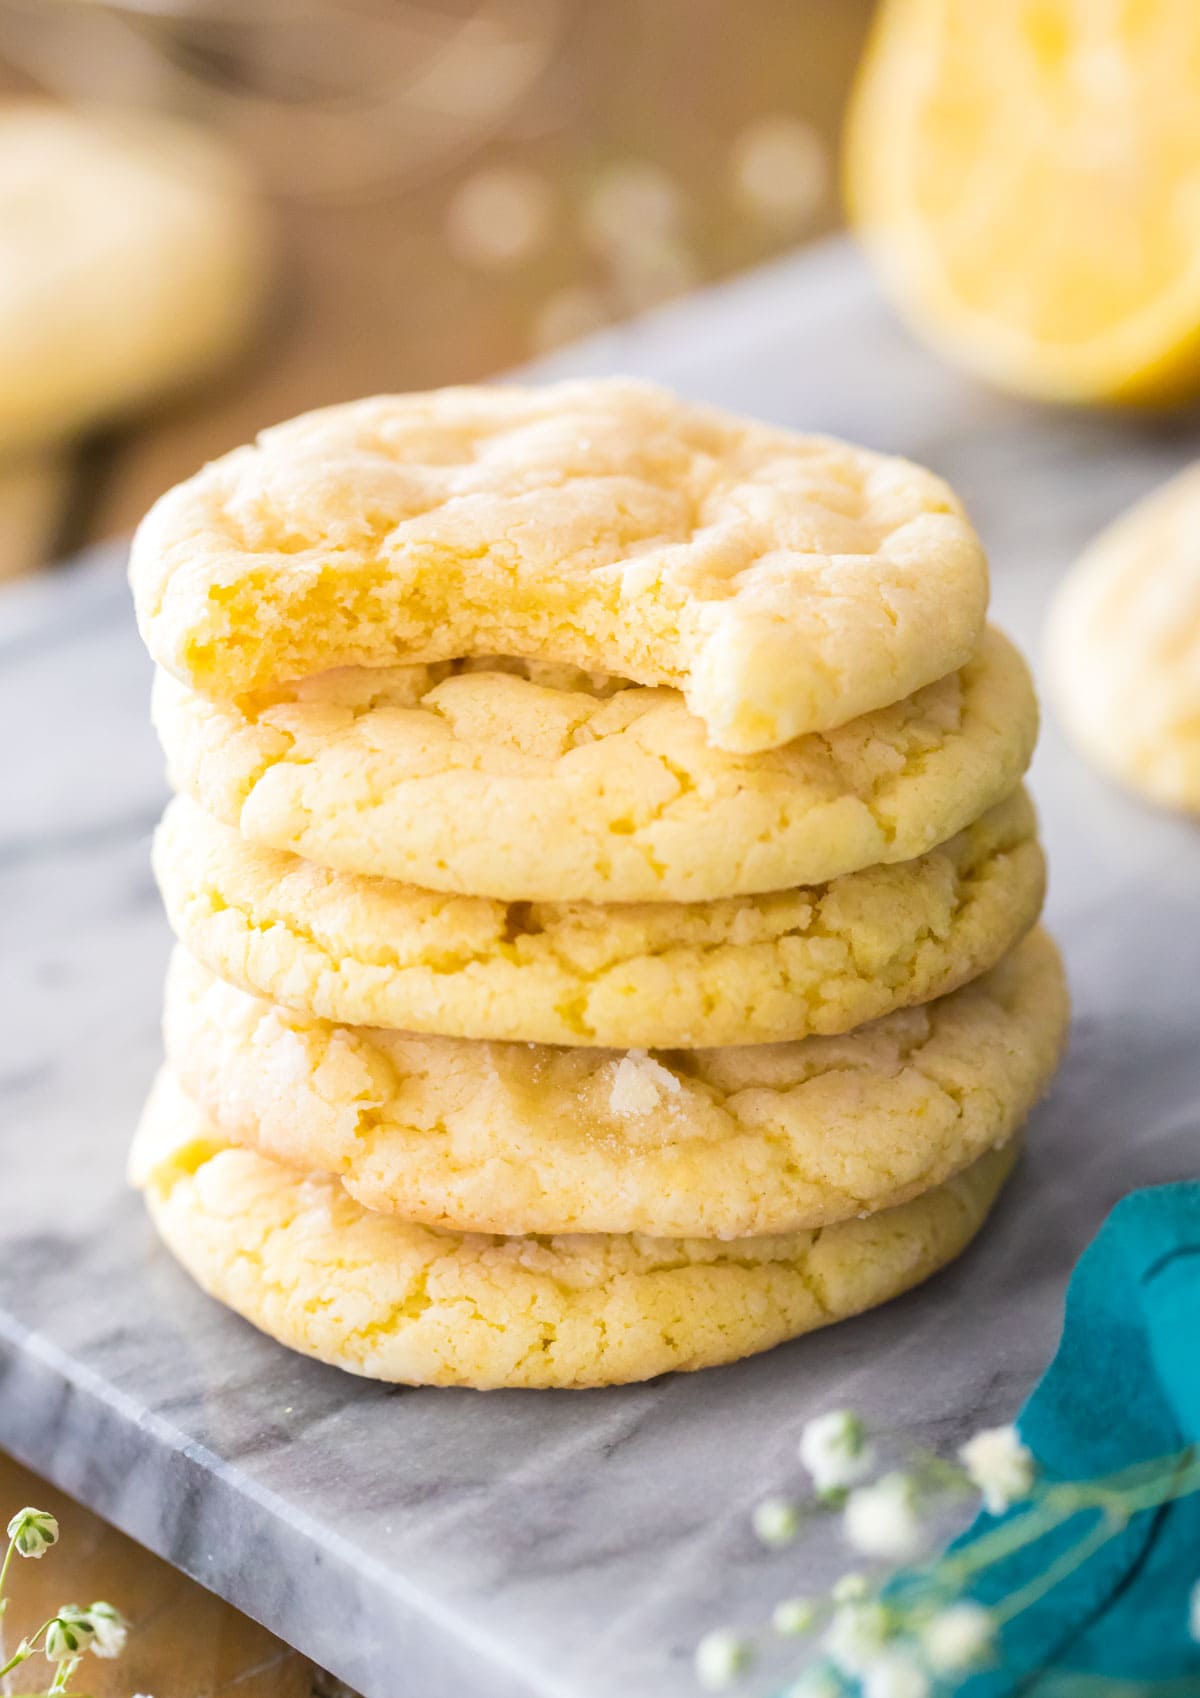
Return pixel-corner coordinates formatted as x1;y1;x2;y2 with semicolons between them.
1189;1578;1200;1643
959;1425;1036;1514
771;1596;816;1637
694;1627;753;1690
7;1507;58;1558
823;1599;891;1675
752;1496;800;1548
844;1473;924;1562
920;1600;994;1672
861;1645;932;1698
44;1606;96;1661
831;1572;869;1603
87;1600;128;1659
798;1410;876;1494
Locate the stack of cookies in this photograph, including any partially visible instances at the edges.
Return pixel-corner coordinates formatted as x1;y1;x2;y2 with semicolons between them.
128;380;1067;1390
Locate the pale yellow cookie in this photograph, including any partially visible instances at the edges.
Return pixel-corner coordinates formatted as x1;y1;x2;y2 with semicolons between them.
129;380;989;751
0;103;265;456
1047;463;1200;813
133;1071;1019;1389
153;627;1036;903
155;789;1044;1047
163;930;1066;1239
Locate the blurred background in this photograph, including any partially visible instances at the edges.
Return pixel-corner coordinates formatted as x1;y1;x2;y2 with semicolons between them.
0;0;873;580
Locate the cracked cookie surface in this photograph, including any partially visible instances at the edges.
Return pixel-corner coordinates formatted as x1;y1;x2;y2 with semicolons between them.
133;1071;1018;1389
153;626;1035;903
1048;463;1200;813
129;380;989;752
155;790;1044;1047
163;930;1066;1239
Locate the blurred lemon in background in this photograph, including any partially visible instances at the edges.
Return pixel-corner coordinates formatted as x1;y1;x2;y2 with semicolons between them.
845;0;1200;406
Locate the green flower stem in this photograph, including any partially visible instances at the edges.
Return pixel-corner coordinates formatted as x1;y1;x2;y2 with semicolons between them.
0;1644;31;1680
1061;1445;1200;1508
49;1654;80;1692
909;1452;974;1496
931;1497;1092;1593
928;1446;1200;1598
1036;1679;1200;1697
0;1531;18;1611
991;1510;1125;1627
0;1617;53;1680
0;1533;12;1685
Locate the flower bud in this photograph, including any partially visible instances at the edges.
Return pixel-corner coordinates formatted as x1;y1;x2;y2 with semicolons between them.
959;1425;1035;1514
843;1472;924;1561
921;1601;994;1672
694;1627;753;1690
751;1497;800;1548
6;1508;59;1559
87;1601;128;1659
45;1606;96;1662
798;1411;876;1494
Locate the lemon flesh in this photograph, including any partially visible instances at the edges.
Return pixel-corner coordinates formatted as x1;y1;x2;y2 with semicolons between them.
845;0;1200;405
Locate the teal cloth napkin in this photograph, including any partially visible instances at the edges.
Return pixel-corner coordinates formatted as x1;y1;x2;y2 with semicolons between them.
956;1181;1200;1695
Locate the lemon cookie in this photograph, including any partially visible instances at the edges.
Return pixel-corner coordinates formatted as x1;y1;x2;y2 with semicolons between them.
155;790;1044;1047
1047;464;1200;813
164;930;1066;1239
0;103;264;456
133;1071;1019;1390
153;627;1036;903
130;380;988;751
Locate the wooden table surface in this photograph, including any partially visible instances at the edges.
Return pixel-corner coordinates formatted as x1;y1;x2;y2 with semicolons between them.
0;1452;332;1696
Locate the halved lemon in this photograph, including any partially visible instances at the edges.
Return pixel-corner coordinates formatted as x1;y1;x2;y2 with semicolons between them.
844;0;1200;405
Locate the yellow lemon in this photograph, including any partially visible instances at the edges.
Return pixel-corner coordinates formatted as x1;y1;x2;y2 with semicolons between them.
844;0;1200;406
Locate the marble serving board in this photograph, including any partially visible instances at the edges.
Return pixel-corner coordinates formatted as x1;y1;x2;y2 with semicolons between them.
3;241;1200;1698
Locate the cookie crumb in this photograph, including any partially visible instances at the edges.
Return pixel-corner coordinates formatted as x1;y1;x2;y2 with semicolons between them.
609;1050;682;1116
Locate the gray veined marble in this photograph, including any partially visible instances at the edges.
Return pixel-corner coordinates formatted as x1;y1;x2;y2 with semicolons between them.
2;239;1200;1698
